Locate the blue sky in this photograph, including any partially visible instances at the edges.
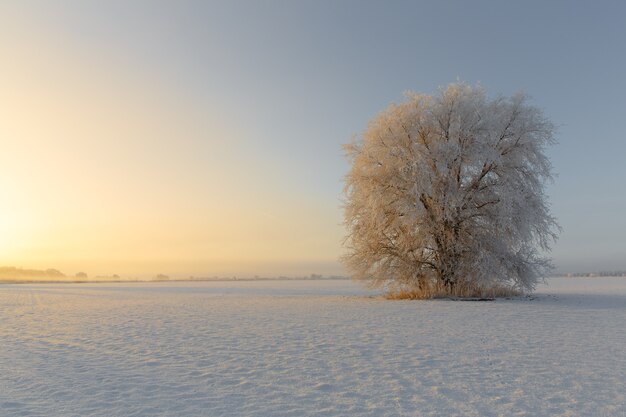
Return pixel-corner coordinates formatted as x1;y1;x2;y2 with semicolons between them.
1;0;625;275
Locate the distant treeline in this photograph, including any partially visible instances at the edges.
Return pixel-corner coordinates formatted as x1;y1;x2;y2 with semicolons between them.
0;266;66;281
553;271;626;277
0;267;128;282
0;267;349;283
185;274;349;281
3;265;625;283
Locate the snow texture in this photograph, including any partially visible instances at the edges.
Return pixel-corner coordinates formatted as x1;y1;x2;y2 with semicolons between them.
1;278;624;417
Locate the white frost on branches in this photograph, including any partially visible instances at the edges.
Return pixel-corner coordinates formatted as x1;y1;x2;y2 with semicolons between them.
343;82;559;294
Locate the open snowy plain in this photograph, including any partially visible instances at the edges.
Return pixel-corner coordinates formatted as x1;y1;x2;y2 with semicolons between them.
1;278;624;417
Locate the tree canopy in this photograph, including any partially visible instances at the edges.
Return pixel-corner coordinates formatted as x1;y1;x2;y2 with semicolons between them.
343;82;559;297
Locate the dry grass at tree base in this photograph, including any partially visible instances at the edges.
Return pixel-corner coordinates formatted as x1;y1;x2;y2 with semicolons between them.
384;281;523;300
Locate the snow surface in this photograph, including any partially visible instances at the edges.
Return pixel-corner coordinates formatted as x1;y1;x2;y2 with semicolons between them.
1;278;624;417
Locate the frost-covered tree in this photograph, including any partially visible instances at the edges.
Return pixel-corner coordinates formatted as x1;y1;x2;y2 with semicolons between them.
343;82;559;297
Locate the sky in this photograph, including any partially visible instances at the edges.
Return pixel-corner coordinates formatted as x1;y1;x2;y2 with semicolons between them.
1;0;625;277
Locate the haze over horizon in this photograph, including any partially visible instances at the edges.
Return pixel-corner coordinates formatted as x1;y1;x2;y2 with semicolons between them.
1;1;625;277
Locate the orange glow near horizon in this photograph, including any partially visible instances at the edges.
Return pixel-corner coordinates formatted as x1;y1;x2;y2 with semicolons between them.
0;6;344;278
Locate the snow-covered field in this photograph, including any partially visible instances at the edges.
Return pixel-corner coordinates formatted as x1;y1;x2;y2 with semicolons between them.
1;278;624;417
